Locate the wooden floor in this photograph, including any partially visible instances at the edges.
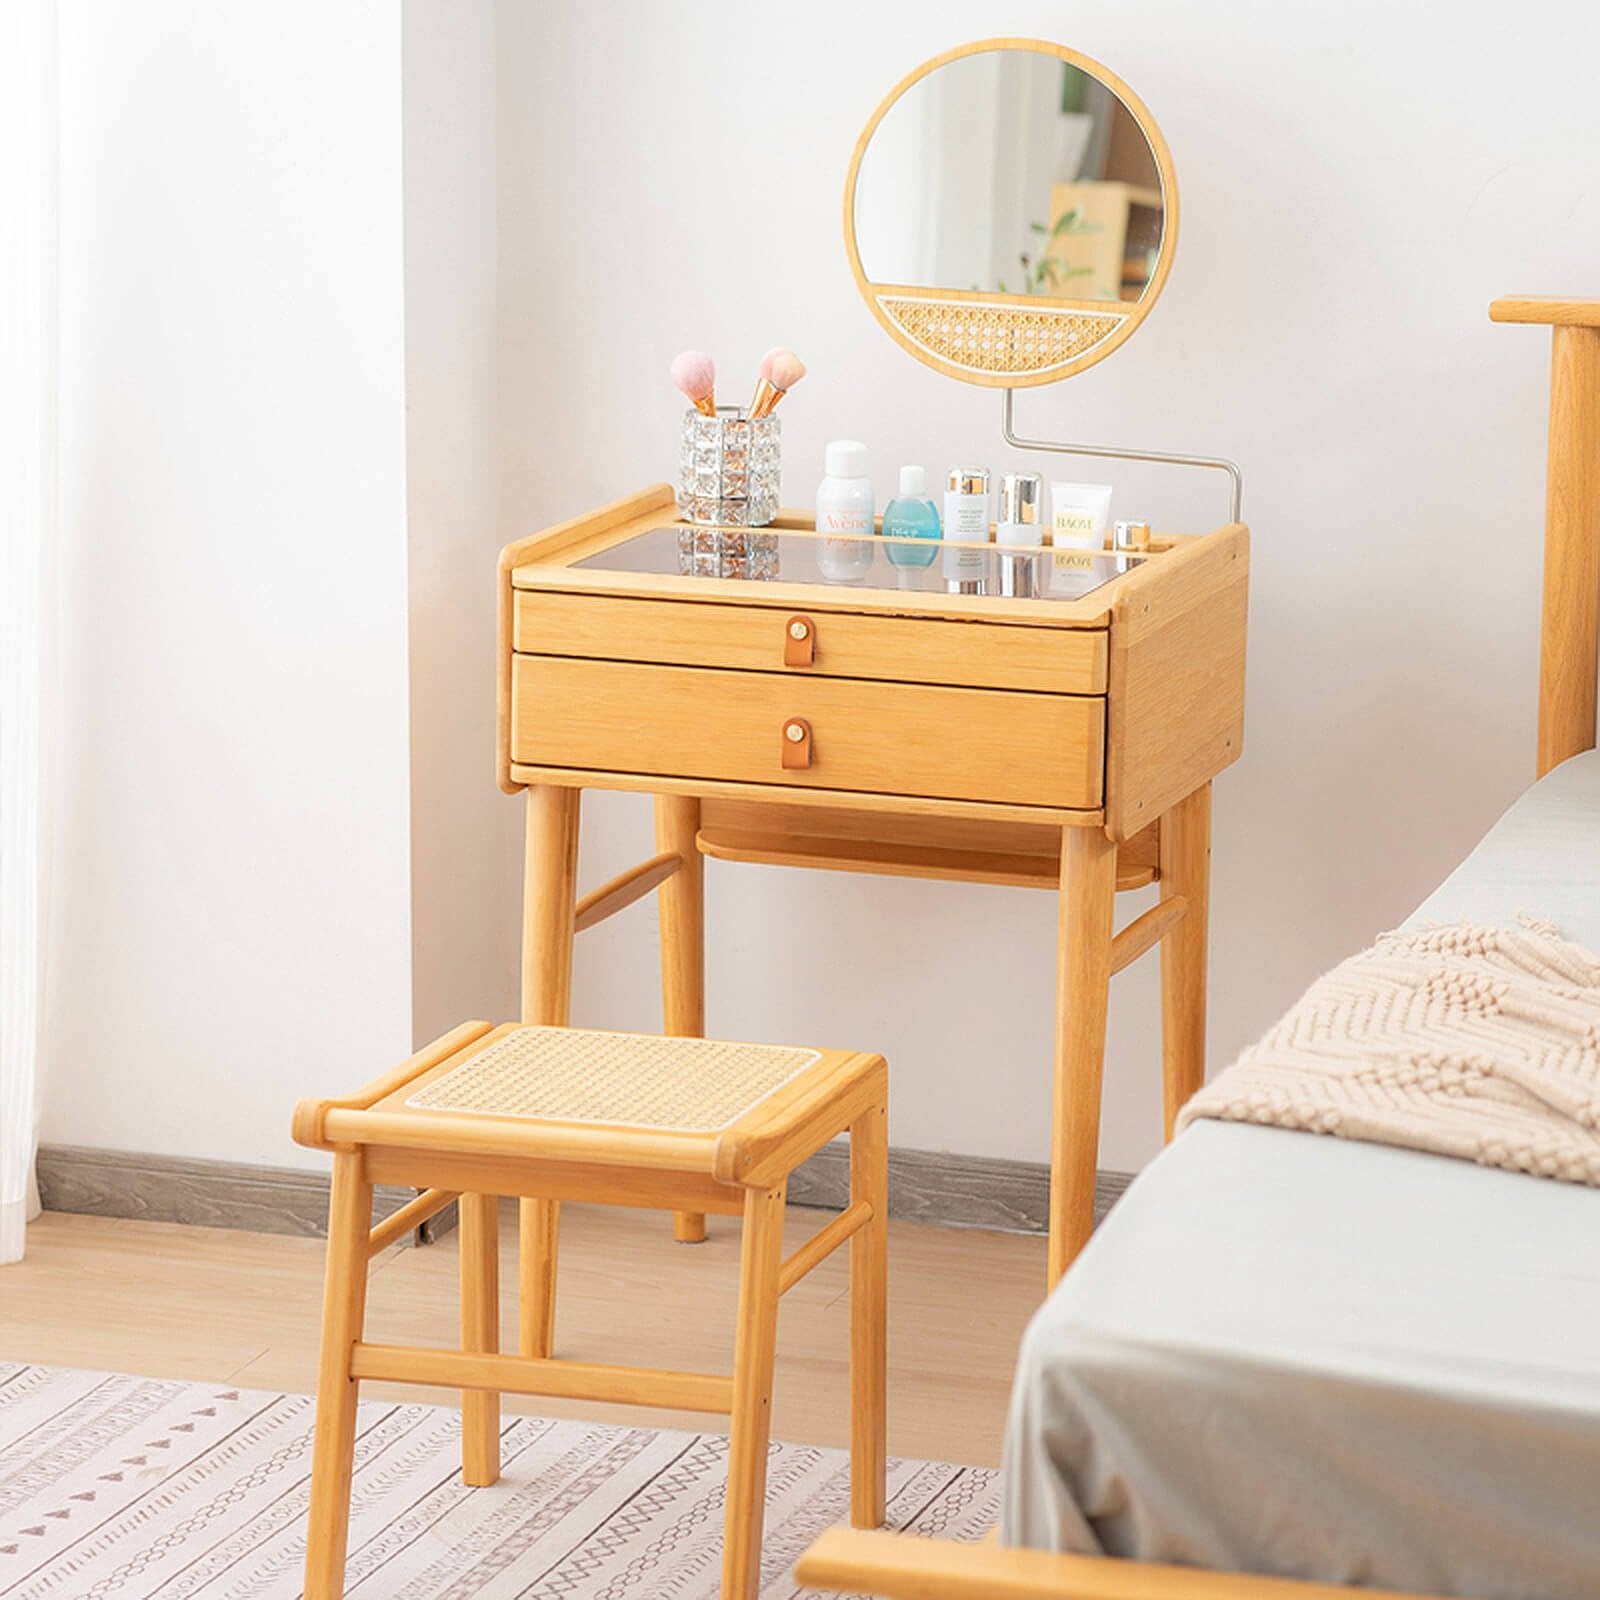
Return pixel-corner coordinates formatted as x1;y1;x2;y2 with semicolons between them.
2;1202;1046;1466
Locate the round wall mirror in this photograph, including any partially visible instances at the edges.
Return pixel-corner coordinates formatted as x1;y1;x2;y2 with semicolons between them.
843;39;1178;388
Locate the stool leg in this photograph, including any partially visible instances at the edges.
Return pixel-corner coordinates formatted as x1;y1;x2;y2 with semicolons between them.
1159;782;1211;1141
520;783;579;1357
459;1193;501;1487
849;1095;888;1528
518;1200;560;1360
304;1153;373;1600
656;794;708;1245
720;1183;785;1600
1049;823;1118;1288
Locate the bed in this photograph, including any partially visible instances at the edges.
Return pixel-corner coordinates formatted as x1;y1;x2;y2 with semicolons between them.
797;298;1600;1598
1000;746;1600;1598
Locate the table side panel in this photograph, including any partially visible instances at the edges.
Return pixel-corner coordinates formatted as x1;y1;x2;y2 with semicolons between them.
1106;524;1249;840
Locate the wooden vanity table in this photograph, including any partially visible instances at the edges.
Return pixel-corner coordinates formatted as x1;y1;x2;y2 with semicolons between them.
497;481;1247;1340
479;35;1252;1367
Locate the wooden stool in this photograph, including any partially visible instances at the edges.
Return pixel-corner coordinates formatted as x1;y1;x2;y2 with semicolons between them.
292;1019;889;1600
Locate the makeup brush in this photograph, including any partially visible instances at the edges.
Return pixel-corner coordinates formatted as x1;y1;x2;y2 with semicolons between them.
748;347;806;419
670;350;718;417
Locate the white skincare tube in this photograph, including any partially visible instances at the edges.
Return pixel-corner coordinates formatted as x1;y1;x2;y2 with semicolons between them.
1049;481;1113;588
943;467;991;592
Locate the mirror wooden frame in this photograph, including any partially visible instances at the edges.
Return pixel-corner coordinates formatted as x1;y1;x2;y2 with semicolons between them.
843;38;1180;389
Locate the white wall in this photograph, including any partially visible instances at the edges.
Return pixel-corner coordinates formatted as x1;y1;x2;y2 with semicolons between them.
495;0;1600;1172
38;3;1600;1185
45;1;413;1169
403;0;523;1046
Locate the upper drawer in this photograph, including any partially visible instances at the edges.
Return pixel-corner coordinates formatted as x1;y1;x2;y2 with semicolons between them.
513;590;1105;694
511;656;1104;809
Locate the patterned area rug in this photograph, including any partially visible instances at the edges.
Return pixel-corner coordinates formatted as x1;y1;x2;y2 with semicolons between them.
0;1364;998;1597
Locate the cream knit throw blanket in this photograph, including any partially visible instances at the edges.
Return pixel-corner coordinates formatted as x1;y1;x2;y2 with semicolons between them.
1177;919;1600;1186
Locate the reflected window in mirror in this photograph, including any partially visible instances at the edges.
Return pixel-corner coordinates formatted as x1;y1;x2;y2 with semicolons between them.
854;53;1164;305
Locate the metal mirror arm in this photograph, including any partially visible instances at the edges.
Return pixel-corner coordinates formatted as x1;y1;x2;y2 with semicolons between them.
1000;388;1244;524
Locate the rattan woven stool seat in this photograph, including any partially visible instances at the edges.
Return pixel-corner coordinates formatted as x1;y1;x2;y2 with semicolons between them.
404;1026;821;1131
297;1021;873;1183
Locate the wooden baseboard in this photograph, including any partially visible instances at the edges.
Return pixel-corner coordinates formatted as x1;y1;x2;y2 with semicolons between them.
35;1145;424;1242
791;1141;1131;1234
36;1141;1132;1241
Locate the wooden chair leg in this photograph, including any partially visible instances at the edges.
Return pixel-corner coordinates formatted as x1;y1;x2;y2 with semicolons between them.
459;1193;501;1487
1159;782;1212;1141
849;1094;888;1528
520;784;579;1357
1049;824;1118;1288
656;793;709;1246
304;1153;373;1600
720;1183;786;1600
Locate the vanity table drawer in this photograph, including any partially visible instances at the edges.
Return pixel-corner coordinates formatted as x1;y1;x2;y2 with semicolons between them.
513;590;1106;694
511;655;1104;808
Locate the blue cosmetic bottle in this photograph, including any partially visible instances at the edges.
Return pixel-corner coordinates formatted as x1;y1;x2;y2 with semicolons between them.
881;464;941;567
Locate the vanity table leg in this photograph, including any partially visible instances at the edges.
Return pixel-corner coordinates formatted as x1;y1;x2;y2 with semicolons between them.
520;784;580;1358
655;794;708;1244
1159;782;1212;1140
1049;824;1118;1288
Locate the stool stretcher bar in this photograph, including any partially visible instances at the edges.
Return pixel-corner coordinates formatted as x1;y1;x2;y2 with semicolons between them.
366;1188;458;1257
778;1199;874;1295
349;1343;736;1415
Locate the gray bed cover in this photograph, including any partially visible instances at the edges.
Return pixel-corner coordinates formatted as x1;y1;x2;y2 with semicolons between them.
1002;750;1600;1598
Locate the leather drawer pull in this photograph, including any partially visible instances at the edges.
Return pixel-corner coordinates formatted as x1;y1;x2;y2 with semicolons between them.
783;615;816;667
780;717;813;770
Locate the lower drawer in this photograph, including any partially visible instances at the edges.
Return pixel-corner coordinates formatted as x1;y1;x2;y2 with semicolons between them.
511;655;1104;808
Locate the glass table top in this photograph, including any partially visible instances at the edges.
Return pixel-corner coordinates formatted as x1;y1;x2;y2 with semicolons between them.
574;525;1140;602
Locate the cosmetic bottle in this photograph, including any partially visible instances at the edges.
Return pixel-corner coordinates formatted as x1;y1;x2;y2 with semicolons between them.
1113;518;1152;573
1049;480;1113;589
996;472;1044;598
815;440;876;581
943;467;991;593
881;465;940;568
1050;481;1113;551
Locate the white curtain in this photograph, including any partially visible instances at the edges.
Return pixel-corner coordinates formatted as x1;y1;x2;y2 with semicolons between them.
0;0;55;1265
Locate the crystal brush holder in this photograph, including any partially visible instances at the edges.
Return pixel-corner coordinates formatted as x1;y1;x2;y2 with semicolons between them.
677;405;780;526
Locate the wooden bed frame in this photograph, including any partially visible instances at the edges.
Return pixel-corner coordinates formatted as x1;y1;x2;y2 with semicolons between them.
793;293;1600;1598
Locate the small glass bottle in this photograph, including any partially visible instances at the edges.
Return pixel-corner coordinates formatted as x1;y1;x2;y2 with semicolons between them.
881;465;940;568
943;466;991;593
997;472;1044;598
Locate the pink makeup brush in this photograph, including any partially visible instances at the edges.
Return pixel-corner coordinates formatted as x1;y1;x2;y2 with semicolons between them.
670;350;718;418
748;347;806;419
